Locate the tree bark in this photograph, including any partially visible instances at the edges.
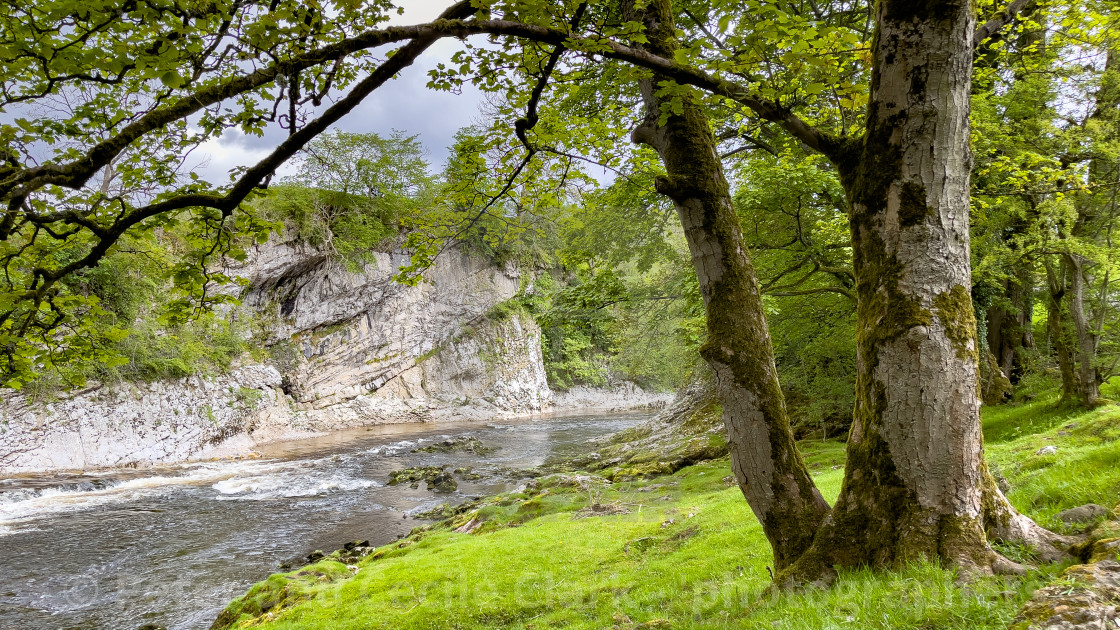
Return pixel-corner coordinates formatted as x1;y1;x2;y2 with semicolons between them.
1067;254;1101;405
1045;258;1080;404
779;0;1062;584
621;0;830;572
615;0;1065;585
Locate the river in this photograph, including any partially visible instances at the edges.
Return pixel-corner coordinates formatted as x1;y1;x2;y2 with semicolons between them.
0;411;649;630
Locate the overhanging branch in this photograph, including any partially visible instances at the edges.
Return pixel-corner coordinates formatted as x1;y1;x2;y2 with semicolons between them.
3;11;842;201
974;0;1037;48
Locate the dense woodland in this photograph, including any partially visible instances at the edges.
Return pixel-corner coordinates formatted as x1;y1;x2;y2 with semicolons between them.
1;0;1119;588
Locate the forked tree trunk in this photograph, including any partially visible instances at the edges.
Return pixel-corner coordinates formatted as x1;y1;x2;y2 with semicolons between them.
621;0;830;572
619;0;1065;584
986;267;1033;384
1061;46;1120;408
781;0;1064;584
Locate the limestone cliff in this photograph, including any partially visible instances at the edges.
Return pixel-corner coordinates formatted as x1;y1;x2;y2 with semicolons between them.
232;239;551;413
0;241;567;473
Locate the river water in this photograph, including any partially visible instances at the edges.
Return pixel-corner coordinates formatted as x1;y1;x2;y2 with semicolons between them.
0;411;648;630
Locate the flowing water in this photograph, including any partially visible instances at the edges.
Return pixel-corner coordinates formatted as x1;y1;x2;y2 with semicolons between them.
0;411;649;630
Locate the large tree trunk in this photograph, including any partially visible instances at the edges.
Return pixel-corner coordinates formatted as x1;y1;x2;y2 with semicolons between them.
831;0;993;573
781;0;1063;584
621;0;829;572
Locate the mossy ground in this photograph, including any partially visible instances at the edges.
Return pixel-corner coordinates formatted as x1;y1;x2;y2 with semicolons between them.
214;395;1120;630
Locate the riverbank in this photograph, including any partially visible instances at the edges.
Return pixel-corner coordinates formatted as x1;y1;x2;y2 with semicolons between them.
212;395;1120;630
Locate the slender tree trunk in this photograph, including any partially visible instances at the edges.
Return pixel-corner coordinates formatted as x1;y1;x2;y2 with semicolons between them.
1067;254;1101;405
621;0;829;572
1018;265;1036;352
1039;253;1084;403
781;0;1064;584
978;9;1046;392
1046;258;1081;404
1061;46;1120;407
987;290;1013;379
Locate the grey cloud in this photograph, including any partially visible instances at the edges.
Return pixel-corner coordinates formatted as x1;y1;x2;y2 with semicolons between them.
195;38;485;183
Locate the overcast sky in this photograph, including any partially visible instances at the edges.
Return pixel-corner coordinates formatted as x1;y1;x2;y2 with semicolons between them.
193;1;486;183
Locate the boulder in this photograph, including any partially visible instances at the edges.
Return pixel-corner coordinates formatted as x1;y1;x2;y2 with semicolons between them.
1058;504;1110;524
981;351;1014;405
412;436;496;455
430;471;458;493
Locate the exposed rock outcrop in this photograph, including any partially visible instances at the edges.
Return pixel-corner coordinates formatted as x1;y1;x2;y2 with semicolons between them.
554;374;726;480
234;240;538;408
1009;505;1120;629
1010;558;1120;629
0;365;285;472
552;381;675;413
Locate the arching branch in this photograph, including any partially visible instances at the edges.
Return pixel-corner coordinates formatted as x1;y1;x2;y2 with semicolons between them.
16;1;479;312
3;11;842;202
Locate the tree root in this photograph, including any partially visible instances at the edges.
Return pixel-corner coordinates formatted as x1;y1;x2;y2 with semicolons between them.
982;471;1075;563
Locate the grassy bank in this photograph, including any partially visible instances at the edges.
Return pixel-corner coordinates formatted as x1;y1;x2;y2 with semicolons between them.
213;398;1120;630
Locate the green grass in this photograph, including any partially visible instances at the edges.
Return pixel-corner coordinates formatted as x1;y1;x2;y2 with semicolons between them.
985;398;1120;532
214;396;1120;630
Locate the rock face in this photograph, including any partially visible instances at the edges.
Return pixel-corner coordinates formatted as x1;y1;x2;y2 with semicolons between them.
0;241;589;473
234;240;540;409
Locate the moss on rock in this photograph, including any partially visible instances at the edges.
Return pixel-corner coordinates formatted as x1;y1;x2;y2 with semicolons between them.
1008;559;1120;629
210;560;351;630
387;466;458;492
412;436;496;455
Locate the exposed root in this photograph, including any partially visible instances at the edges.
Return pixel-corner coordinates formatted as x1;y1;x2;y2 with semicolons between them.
773;556;838;592
996;512;1077;562
991;553;1028;576
983;476;1075;562
766;463;1072;592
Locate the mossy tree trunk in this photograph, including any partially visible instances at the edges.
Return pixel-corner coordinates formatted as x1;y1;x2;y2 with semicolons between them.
986;267;1033;385
616;0;1065;584
1067;253;1101;405
779;0;1064;584
830;0;994;574
1044;258;1080;404
621;0;830;572
981;15;1045;391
